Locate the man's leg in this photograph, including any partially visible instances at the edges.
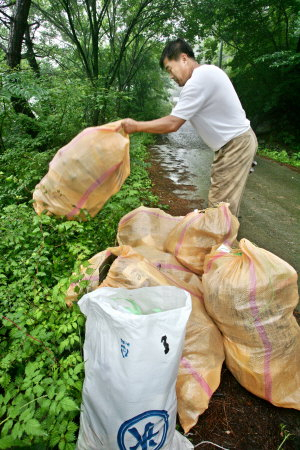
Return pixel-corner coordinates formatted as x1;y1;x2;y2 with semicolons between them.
208;128;258;217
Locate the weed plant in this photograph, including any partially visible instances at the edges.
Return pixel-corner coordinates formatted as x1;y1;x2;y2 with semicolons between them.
0;133;158;448
258;147;300;168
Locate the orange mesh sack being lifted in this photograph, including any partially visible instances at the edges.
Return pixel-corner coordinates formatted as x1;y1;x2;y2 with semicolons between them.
33;121;129;218
202;238;300;409
164;203;239;275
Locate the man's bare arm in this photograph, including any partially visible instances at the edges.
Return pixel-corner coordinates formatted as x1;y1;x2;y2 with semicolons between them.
121;115;185;134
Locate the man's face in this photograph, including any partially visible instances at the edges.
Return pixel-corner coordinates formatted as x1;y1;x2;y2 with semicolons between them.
163;54;190;87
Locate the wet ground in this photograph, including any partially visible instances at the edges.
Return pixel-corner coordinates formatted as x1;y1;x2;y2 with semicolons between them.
148;122;300;449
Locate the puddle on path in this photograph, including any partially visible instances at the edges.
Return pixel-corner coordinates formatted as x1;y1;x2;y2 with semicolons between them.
151;122;213;202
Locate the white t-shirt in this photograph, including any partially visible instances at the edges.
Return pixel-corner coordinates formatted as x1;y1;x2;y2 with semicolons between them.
171;64;250;151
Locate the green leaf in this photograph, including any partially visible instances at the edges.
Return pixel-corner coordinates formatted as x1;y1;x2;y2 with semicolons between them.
58;440;66;450
33;384;44;396
60;396;79;412
56;385;67;401
49;431;61;447
47;385;56;400
3;391;12;405
1;418;14;435
49;400;57;415
7;405;20;419
59;339;69;353
65;431;75;442
73;380;83;391
73;362;83;375
11;421;22;439
19;407;34;422
26;418;46;436
38;398;51;411
67;420;78;433
0;435;29;449
25;362;39;378
57;419;68;435
37;272;47;277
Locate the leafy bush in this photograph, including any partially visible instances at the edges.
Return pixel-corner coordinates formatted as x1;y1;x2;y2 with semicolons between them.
0;67;92;153
0;134;158;448
0;147;56;207
258;147;300;167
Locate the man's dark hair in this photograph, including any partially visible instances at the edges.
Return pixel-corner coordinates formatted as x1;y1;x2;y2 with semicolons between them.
159;38;195;69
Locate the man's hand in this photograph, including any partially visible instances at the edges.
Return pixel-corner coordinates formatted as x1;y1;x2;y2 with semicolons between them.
121;118;138;134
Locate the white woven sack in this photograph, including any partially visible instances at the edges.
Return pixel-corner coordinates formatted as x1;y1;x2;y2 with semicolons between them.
76;286;193;450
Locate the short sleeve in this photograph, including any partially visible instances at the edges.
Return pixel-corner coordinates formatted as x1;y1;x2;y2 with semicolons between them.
171;71;208;120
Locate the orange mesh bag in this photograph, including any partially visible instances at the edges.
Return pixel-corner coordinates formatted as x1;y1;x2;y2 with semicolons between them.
66;245;224;432
33;121;129;218
164;203;239;275
203;238;300;409
117;206;183;250
66;206;186;305
65;246;201;306
134;245;201;286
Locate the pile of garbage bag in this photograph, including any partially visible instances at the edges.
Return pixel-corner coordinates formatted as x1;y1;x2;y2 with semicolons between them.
66;203;300;440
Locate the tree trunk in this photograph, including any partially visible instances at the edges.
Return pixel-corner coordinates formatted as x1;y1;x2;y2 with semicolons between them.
7;0;37;130
7;0;32;68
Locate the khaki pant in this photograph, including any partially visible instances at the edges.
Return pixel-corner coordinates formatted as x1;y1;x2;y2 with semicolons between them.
208;128;258;217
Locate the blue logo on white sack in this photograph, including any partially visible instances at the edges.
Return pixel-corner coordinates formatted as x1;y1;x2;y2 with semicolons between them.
121;338;130;358
117;410;169;450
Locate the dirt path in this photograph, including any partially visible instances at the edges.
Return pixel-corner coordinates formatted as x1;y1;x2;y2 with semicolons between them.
148;124;300;450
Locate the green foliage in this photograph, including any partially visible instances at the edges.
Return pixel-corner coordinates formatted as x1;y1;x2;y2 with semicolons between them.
181;0;300;147
0;133;158;447
1;67;44;102
0;0;177;152
0;148;56;206
1;58;170;155
0;4;172;445
277;424;294;450
258;147;300;167
117;47;172;121
255;51;300;69
1;67;92;153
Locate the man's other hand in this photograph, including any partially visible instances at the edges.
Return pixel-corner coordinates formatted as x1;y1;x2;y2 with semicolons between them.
121;118;138;134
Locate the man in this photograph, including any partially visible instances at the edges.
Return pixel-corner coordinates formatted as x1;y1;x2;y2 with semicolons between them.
121;38;257;217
